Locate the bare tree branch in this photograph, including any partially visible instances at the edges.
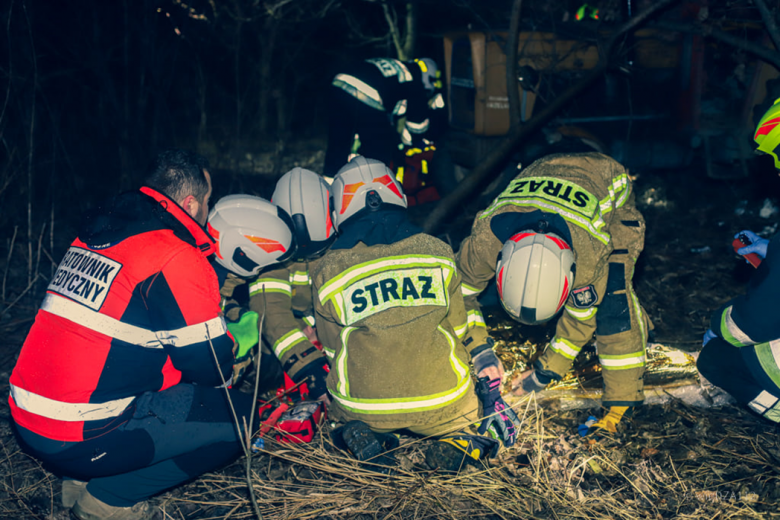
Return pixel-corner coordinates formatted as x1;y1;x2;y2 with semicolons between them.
382;2;405;59
654;20;780;70
506;0;524;130
402;1;416;59
424;0;680;234
752;0;780;52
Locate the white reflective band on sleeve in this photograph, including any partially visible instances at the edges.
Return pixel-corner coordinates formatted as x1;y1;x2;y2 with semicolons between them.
250;280;292;297
42;293;227;349
467;310;486;328
406;119;430;133
302;315;316;327
42;294;160;348
724;307;756;345
332;74;383;108
401;128;412;146
156;316;228;348
289;272;310;285
392;99;407;116
748;390;779;414
599;353;646;369
10;384;134;422
565;305;597;321
549;337;581;360
461;284;481;296
429;93;445;109
273;330;308;358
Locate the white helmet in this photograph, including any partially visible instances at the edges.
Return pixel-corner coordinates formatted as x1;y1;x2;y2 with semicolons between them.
330;156;407;231
207;195;295;278
496;231;575;325
272;167;336;259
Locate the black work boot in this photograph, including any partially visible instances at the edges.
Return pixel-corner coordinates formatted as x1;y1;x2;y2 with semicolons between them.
425;434;500;473
332;420;399;474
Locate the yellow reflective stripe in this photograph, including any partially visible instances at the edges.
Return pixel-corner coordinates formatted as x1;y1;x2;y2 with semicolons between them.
336;326;356;396
322;345;335;360
629;290;646;342
549;336;581;360
461;283;481;296
481;199;610;244
302;315;316;327
453;322;468;339
332;326;470;414
289;271;310;285
565;305;597;321
273;329;308;358
250;279;291;297
600;351;646;369
332;74;383;110
467;309;486;328
318;255;456;303
10;384;134;422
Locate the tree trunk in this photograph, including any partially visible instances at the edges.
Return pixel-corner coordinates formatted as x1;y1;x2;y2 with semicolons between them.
423;0;680;234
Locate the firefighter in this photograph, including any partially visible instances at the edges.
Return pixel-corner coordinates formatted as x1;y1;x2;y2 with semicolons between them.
207;193;302;392
210;169;336;403
9;150;291;520
697;98;780;423
323;57;446;180
311;156;519;472
457;152;650;436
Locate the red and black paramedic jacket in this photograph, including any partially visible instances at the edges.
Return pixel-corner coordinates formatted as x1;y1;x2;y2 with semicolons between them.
9;187;235;442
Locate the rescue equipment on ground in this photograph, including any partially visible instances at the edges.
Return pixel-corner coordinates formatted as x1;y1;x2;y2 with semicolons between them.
256;372;326;444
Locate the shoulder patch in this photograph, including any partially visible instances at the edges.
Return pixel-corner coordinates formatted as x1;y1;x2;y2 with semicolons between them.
569;285;598;309
48;246;122;311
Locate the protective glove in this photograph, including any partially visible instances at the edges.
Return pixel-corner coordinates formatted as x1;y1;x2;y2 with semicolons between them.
702;329;716;347
513;368;553;395
735;230;769;260
470;339;504;381
227;311;259;361
475;377;521;447
291;359;331;401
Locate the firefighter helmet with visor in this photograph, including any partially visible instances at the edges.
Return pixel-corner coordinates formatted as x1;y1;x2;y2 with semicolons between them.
496;231;575;325
330;156;407;231
272;167;336;260
207;195;295;278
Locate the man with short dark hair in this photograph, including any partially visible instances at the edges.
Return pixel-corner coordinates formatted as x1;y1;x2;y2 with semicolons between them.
9;149;254;520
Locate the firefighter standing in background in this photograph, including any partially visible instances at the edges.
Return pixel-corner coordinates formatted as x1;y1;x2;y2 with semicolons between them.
457;152;650;436
323;57;446;182
8;150;288;520
697;99;780;423
312;157;519;472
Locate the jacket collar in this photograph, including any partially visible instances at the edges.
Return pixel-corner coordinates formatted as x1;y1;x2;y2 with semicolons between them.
140;186;216;256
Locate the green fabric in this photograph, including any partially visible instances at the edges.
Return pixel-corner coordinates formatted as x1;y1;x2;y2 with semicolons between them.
227;311;259;359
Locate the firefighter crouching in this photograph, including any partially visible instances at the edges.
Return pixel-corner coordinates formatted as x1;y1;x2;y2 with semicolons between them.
209;168;335;404
457;152;651;436
8;150;290;520
697;98;780;423
312;156;520;472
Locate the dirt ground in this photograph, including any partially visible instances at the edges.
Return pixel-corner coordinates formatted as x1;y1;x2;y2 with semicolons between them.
1;158;780;519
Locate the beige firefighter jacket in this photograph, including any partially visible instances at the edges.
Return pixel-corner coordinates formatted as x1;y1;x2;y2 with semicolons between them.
220;260;328;381
312;233;473;430
456;152;647;381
